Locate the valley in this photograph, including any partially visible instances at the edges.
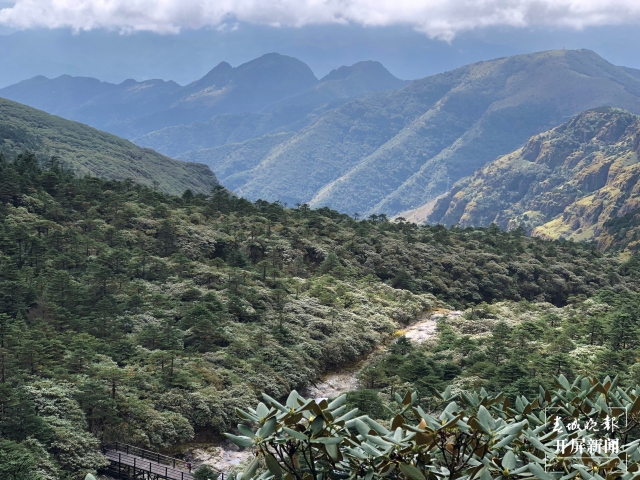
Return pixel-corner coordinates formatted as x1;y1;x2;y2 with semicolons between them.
305;312;442;401
3;45;640;480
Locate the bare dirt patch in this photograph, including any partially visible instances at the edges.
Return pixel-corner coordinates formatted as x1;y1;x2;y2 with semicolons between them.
304;310;458;400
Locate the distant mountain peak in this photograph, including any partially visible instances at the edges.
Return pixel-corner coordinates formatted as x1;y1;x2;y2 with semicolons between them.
321;60;396;82
193;61;235;89
235;52;318;81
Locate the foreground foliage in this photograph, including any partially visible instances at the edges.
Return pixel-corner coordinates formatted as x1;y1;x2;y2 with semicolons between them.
227;375;640;479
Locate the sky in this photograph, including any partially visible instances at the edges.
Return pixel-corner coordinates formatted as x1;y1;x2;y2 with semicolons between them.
1;0;640;87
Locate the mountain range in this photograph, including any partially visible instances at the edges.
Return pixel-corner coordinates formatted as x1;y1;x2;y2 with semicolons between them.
0;54;406;142
4;49;640;218
0;98;219;195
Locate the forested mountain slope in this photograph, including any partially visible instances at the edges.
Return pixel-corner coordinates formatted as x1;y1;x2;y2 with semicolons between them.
200;49;640;216
427;108;640;251
3;149;640;477
0;98;219;195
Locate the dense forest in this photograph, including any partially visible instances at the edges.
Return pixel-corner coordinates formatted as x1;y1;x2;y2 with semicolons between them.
2;151;640;478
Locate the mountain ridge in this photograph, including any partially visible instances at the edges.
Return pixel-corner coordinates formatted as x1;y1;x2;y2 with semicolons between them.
0;54;405;145
7;49;640;218
0;97;219;195
202;49;640;216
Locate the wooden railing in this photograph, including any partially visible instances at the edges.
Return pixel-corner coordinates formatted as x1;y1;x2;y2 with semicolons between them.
106;441;194;471
103;442;225;479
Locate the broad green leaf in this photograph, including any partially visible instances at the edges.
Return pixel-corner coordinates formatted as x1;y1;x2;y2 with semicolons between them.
556;375;571;390
310;415;324;435
241;457;260;480
224;433;255;447
295;399;315;412
399;462;425;480
236;408;260;422
440;413;464;430
493;433;518;449
502;450;516;470
344;447;368;460
443;386;452;400
367;435;393;448
326;443;341;462
331;405;347;418
262;393;287;412
364;417;391;435
258;416;277;438
479;469;492;480
312;437;343;445
256;402;270;419
328;394;346;410
238;424;256;438
265;453;283;478
526;434;553;453
496;420;526;436
282;427;308;441
285;390;301;408
355;419;370;437
529;463;553;480
558;471;580;479
476;405;495;430
360;442;382;457
335;408;359;423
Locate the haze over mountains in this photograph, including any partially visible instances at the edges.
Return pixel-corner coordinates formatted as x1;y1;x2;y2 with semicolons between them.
188;49;640;216
0;54;406;141
5;49;640;218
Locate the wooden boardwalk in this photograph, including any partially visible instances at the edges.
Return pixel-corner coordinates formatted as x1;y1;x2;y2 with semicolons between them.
104;449;194;480
101;443;223;480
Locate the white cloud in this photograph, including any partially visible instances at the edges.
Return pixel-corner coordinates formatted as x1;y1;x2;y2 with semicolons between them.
1;0;640;40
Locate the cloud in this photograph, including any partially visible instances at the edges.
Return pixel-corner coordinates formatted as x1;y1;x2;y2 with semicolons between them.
1;0;640;40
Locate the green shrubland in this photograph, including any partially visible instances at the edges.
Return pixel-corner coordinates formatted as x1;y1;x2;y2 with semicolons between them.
353;292;640;412
2;151;640;478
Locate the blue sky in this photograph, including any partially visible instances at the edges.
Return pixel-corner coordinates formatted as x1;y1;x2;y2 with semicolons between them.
1;1;640;87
